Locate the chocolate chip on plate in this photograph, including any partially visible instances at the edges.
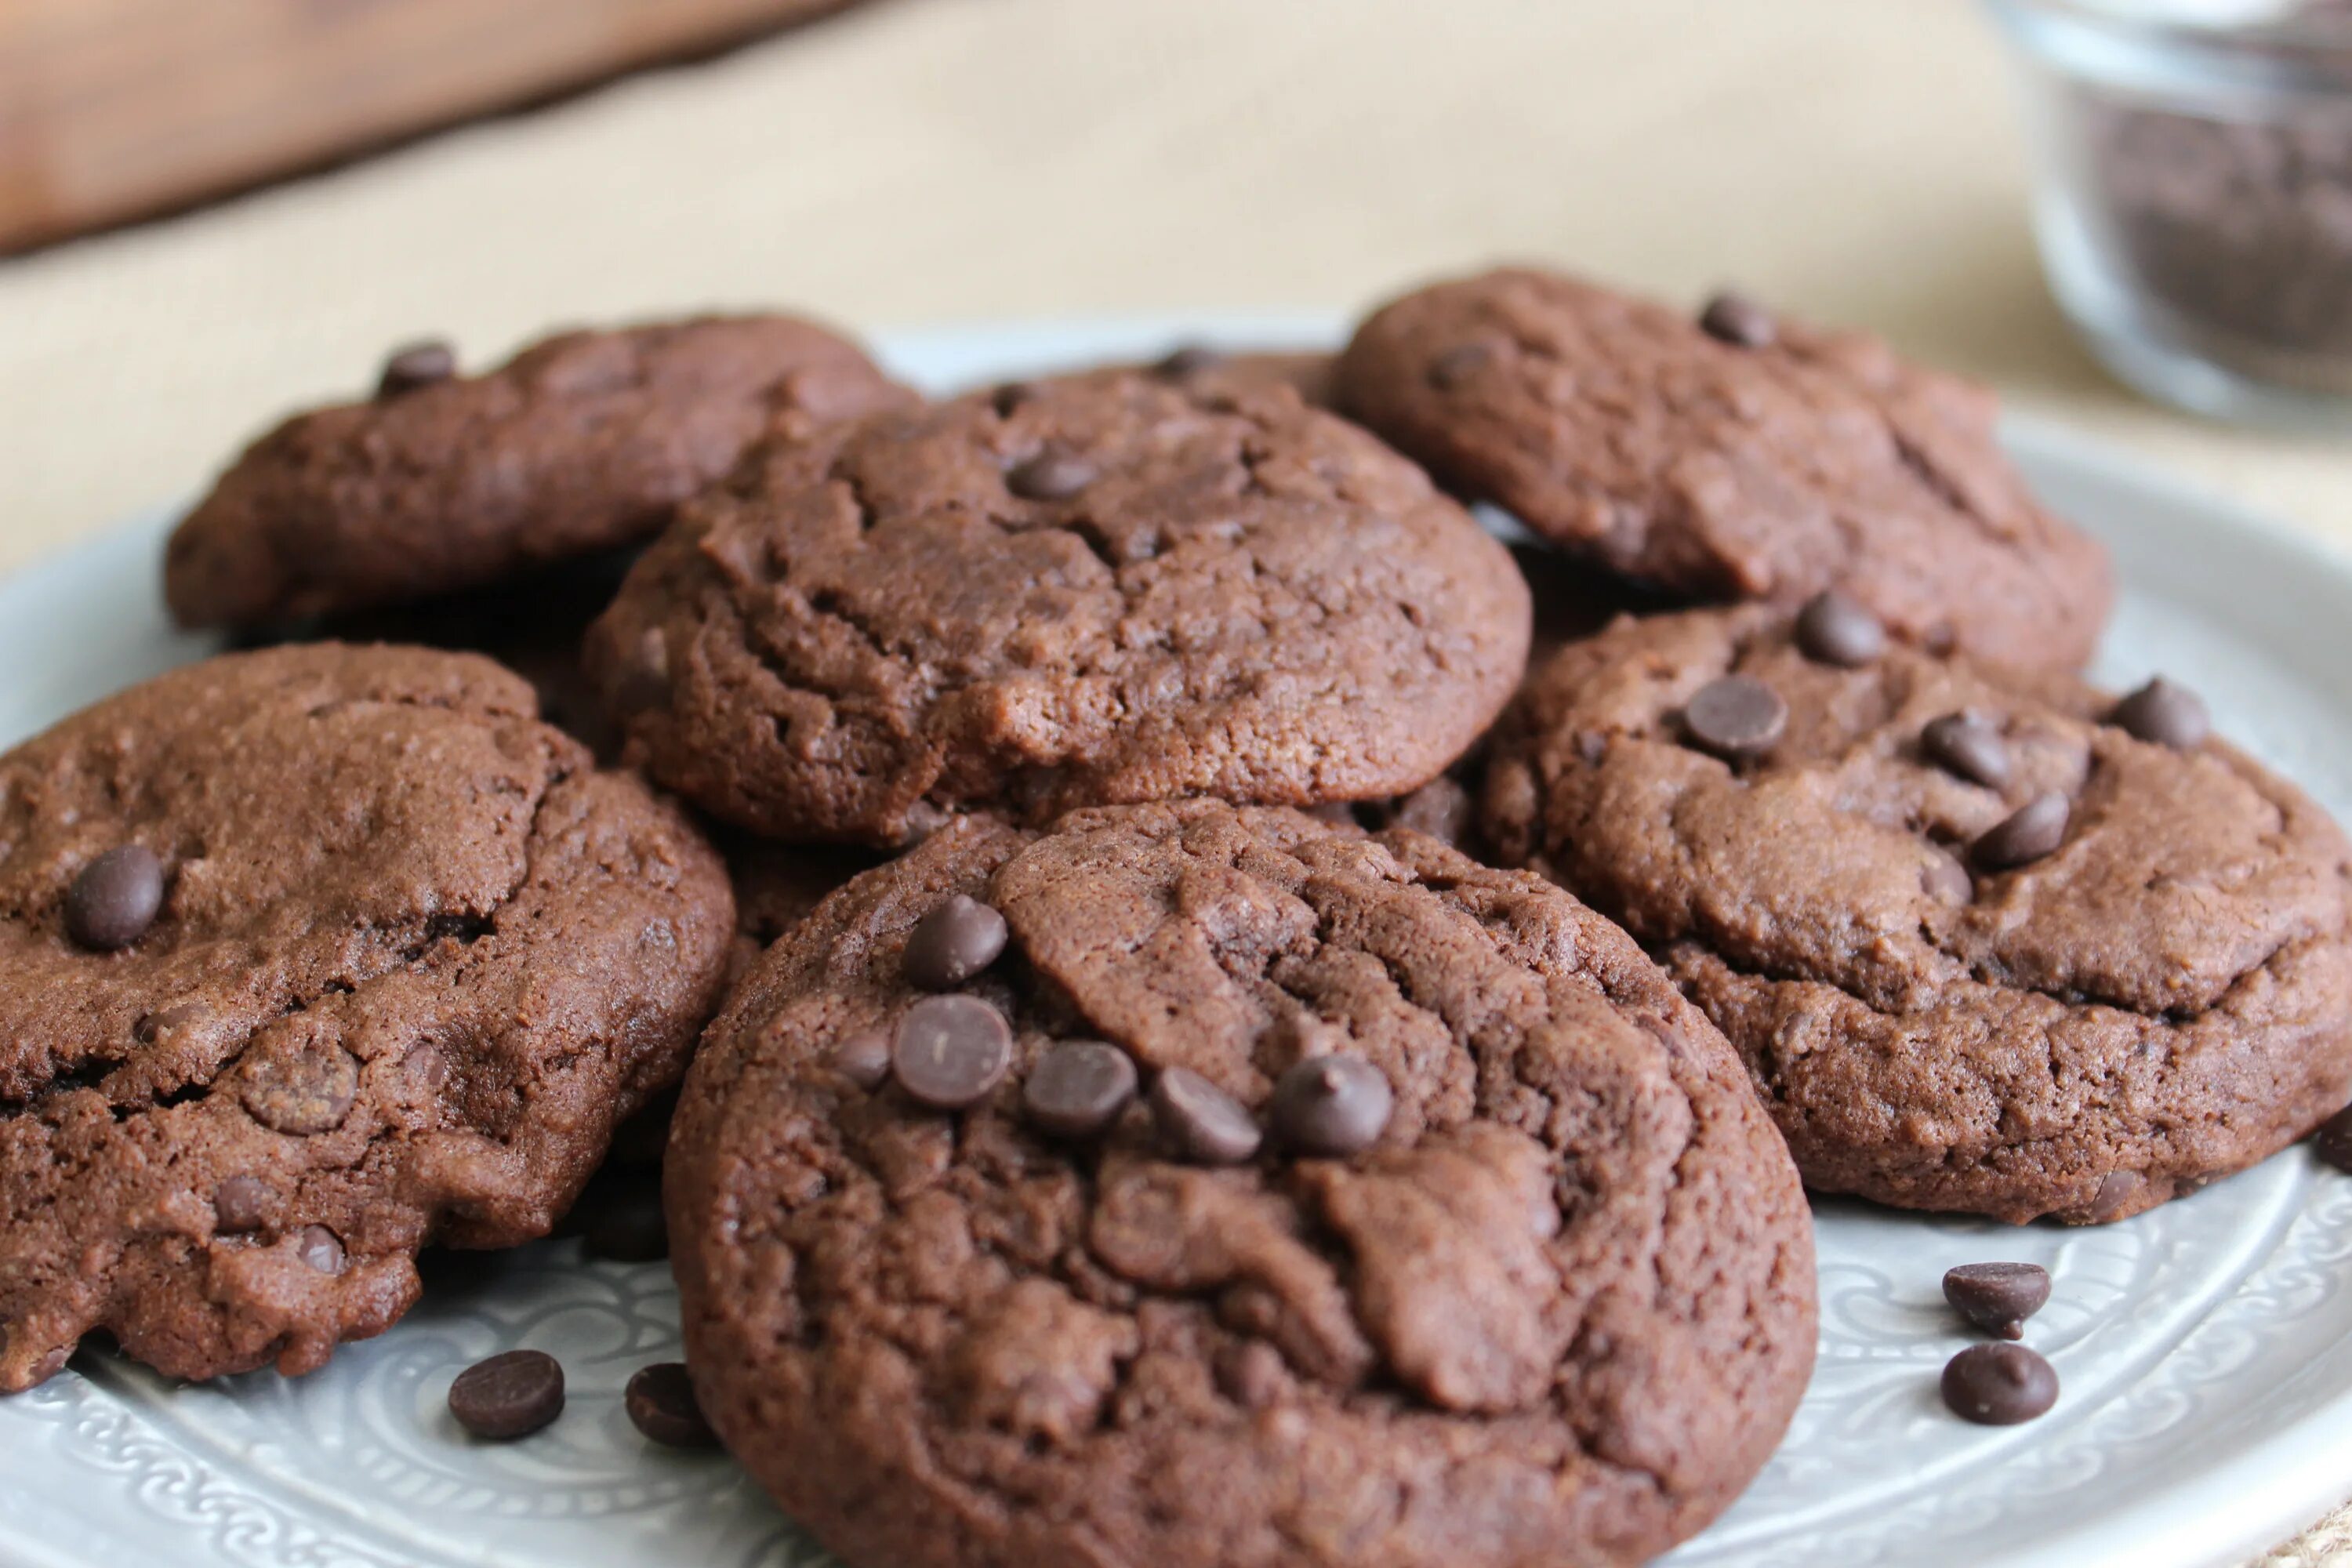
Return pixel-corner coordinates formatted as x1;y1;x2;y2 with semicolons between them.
2314;1104;2352;1172
1007;452;1097;502
1699;291;1778;349
66;845;164;951
1682;675;1787;760
832;1028;894;1091
1269;1054;1392;1156
1149;1068;1262;1165
1940;1342;2058;1425
1794;590;1886;667
378;339;457;398
583;1193;669;1264
626;1361;720;1449
1922;712;2012;788
448;1348;565;1440
902;894;1009;989
891;995;1014;1111
1943;1262;2052;1341
1972;792;2070;872
1021;1040;1138;1140
2111;677;2209;750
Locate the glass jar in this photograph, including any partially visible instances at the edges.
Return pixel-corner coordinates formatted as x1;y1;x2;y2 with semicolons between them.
1987;0;2352;426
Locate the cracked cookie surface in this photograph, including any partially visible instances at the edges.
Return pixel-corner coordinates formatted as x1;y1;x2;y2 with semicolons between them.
0;644;734;1390
165;315;909;628
584;370;1531;844
669;800;1814;1568
1482;605;2352;1222
1335;267;2113;671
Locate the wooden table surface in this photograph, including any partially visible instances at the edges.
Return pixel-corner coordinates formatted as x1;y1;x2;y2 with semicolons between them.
0;1;2347;1557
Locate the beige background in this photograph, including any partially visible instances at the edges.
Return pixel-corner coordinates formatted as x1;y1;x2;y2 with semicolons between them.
0;0;2348;1559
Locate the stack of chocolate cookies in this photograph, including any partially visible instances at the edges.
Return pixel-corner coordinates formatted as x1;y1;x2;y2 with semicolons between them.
0;267;2340;1568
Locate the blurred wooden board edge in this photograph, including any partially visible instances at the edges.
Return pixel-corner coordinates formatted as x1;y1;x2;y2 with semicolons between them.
0;0;872;255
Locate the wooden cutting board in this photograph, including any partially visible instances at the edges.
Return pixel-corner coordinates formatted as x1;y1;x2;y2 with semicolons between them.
0;0;860;252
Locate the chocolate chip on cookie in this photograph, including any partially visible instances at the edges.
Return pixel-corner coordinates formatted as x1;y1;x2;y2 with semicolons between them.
892;995;1014;1111
1481;604;2352;1224
2112;676;2210;750
65;845;164;950
1269;1054;1392;1156
1149;1066;1264;1165
1698;290;1779;349
377;339;457;397
903;895;1010;990
1683;674;1788;760
1795;590;1887;667
1021;1040;1138;1140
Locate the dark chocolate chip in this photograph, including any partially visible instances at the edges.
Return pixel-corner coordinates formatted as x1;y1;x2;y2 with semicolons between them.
583;1194;668;1263
1940;1342;2058;1425
241;1042;360;1135
1426;343;1493;389
1943;1261;2051;1340
902;894;1009;989
1972;792;2070;872
626;1361;719;1448
891;995;1013;1111
1922;712;2012;788
1794;590;1886;667
134;1001;209;1044
2111;677;2209;750
296;1224;344;1274
378;339;457;397
1021;1040;1138;1140
1682;675;1787;760
611;629;670;716
1007;452;1096;502
448;1348;564;1439
67;845;164;951
1922;848;1974;905
1269;1054;1392;1156
1149;1068;1261;1165
2315;1103;2352;1172
1699;291;1778;348
1153;344;1225;378
833;1029;894;1091
212;1174;274;1234
1388;776;1473;848
990;381;1036;417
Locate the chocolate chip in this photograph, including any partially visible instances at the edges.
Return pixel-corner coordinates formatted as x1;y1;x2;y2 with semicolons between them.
1921;712;2012;788
611;628;670;716
2315;1104;2352;1171
1269;1054;1392;1156
625;1362;719;1448
241;1042;360;1135
296;1225;344;1274
1153;344;1224;378
1388;776;1474;848
902;894;1009;989
134;1001;209;1044
1794;590;1886;667
212;1174;274;1234
1682;675;1787;760
1699;291;1778;348
891;995;1013;1111
583;1193;668;1263
2111;677;2209;750
833;1028;894;1090
1922;848;1974;905
1943;1262;2051;1340
1426;343;1493;389
1007;452;1096;502
1022;1040;1138;1139
448;1348;564;1439
1149;1068;1261;1164
1972;792;2070;872
377;339;457;397
1940;1342;2058;1425
990;381;1036;417
66;845;164;951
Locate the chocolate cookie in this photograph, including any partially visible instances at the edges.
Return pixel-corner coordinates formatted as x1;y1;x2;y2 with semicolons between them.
1336;267;2114;671
166;315;909;629
669;800;1816;1568
0;644;733;1390
1483;604;2352;1223
586;370;1531;844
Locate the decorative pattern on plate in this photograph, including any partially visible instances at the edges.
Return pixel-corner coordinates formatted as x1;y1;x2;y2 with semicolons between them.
2;329;2352;1568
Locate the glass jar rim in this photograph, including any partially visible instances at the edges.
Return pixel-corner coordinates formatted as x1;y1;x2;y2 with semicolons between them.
1987;0;2352;96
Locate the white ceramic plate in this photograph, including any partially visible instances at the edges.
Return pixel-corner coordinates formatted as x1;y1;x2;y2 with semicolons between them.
3;319;2351;1568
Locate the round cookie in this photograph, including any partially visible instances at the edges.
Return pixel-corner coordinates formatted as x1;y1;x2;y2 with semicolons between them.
166;315;909;629
585;370;1532;844
1336;267;2114;671
1483;604;2352;1224
669;800;1816;1568
0;644;733;1391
